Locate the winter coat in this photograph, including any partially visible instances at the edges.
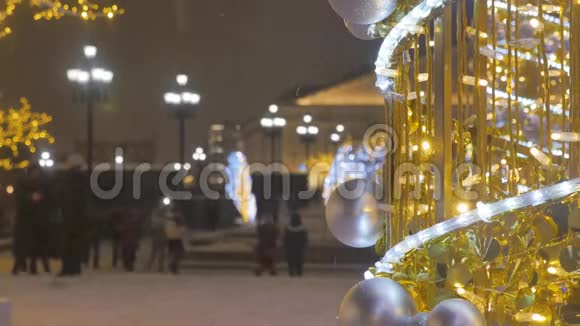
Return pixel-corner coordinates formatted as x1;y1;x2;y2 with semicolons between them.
58;170;87;228
284;224;308;259
256;222;278;257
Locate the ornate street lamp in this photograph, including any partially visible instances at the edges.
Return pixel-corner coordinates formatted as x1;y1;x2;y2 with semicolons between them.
330;124;345;152
296;114;319;163
260;104;286;163
67;45;114;170
163;74;201;164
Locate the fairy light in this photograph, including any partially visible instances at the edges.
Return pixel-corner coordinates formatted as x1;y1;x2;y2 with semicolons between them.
376;178;580;270
456;202;470;214
547;266;558;274
530;147;552;166
551;132;580;142
1;0;124;39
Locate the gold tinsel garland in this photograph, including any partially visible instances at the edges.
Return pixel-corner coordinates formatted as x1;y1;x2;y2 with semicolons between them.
371;194;579;324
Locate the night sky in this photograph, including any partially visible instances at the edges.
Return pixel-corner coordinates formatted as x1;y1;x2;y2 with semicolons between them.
0;0;381;163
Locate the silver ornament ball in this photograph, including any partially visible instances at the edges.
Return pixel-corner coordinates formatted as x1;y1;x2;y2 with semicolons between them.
328;0;398;25
427;299;485;326
339;278;417;326
325;179;382;248
405;312;429;326
344;20;380;40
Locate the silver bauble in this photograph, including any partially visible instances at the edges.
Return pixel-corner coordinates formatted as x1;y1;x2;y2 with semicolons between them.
328;0;398;25
344;20;380;40
339;278;417;326
325;179;382;248
406;312;429;326
427;299;485;326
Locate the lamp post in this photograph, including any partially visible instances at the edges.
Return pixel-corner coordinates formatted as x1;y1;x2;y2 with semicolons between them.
193;146;207;171
296;114;319;164
260;104;286;163
330;124;345;153
67;45;114;170
38;151;54;168
163;74;201;164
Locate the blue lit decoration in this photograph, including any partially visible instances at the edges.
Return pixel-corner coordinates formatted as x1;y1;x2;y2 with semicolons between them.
225;151;257;224
323;143;384;204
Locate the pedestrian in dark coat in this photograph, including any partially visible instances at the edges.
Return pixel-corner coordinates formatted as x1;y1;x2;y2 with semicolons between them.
12;164;52;275
284;213;308;277
146;200;171;272
164;207;185;274
110;208;124;269
120;207;144;272
58;155;87;277
255;216;278;276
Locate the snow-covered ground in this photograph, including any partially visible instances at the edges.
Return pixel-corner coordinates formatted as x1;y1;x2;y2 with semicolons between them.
0;271;359;326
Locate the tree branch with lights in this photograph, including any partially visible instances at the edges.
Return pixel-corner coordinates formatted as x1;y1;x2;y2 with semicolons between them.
0;97;54;170
0;0;124;38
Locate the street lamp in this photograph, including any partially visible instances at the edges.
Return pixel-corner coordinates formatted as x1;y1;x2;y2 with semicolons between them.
67;45;114;170
192;146;207;162
39;151;54;168
260;104;286;163
330;124;345;152
192;146;207;178
296;114;319;163
163;74;201;164
114;147;124;165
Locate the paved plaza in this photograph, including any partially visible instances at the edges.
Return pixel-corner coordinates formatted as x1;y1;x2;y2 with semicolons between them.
0;258;359;326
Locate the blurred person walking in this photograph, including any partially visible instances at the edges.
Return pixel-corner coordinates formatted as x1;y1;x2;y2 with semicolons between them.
284;213;308;277
165;206;186;274
146;199;171;272
12;164;52;275
119;206;145;272
254;215;279;276
58;154;88;277
110;208;124;269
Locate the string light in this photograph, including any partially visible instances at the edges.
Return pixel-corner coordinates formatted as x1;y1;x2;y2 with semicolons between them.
0;0;124;39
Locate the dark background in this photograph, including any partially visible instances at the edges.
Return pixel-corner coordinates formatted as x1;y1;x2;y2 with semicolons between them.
0;0;381;163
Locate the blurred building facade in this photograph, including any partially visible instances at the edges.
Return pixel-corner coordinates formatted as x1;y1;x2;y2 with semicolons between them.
241;73;384;172
208;122;243;162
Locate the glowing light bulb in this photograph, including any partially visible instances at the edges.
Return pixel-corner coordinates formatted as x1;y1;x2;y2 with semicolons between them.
176;74;188;86
457;202;470;214
531;314;546;322
530;18;542;30
551;132;580;142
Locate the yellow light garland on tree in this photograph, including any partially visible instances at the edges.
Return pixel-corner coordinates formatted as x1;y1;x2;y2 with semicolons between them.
0;0;124;39
0;97;54;170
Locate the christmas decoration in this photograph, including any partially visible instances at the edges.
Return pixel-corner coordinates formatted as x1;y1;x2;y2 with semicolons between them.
0;97;54;170
226;151;257;224
326;179;383;248
327;0;580;323
0;0;124;39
